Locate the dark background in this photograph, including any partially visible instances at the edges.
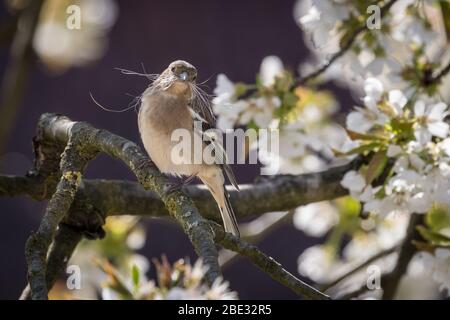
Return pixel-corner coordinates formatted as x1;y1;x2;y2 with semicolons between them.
0;0;352;299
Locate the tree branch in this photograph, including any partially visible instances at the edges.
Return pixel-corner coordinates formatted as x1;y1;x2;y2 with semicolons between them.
424;58;450;86
321;246;398;292
20;224;83;300
24;113;221;299
25;127;95;299
332;214;422;300
3;113;350;300
1;157;362;223
381;214;422;299
219;210;293;268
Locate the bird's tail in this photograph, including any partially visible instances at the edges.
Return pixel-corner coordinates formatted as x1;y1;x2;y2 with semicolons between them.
200;174;240;237
219;188;240;237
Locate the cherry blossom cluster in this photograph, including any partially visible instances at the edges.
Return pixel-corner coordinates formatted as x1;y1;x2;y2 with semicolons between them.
213;57;342;174
296;0;450;100
341;77;450;217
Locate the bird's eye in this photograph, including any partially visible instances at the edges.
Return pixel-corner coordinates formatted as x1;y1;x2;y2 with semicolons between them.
171;67;176;72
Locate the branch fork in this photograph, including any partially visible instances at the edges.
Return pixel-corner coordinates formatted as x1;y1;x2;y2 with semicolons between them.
18;113;329;300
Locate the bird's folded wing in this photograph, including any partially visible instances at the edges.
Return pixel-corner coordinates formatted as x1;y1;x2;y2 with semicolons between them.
189;107;240;191
189;93;216;124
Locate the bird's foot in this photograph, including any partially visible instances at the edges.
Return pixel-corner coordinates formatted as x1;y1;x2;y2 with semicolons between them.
162;174;197;196
135;158;154;171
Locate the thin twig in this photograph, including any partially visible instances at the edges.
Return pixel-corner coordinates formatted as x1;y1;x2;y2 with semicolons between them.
211;222;330;300
219;210;293;268
296;0;398;86
427;59;450;85
381;214;422;299
333;214;422;300
321;246;398;292
335;285;377;300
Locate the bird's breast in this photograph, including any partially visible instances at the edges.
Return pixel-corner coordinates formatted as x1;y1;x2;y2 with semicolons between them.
138;92;200;176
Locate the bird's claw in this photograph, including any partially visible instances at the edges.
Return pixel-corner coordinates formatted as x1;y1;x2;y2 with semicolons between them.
136;158;154;171
162;182;182;196
161;174;197;197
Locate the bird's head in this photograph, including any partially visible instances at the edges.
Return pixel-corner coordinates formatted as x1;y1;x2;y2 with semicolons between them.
168;60;197;83
160;60;197;97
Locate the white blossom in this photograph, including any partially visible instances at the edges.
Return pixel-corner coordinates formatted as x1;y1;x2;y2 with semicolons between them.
260;56;284;87
364;78;383;105
239;96;281;128
297;246;336;283
414;101;449;144
213;74;246;130
296;0;349;53
213;58;284;130
296;0;447;100
293;201;339;237
33;0;118;71
388;90;408;116
420;249;450;296
346;78;389;133
341;170;366;194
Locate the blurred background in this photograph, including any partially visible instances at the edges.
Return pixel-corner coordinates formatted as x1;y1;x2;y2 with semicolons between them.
0;0;355;299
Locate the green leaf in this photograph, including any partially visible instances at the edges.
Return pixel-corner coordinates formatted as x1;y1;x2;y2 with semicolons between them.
374;186;386;199
426;206;450;232
131;264;140;290
273;70;294;93
282;91;298;107
276;91;299;123
390;118;410;132
334;142;381;156
389;118;414;142
365;149;388;185
234;83;249;98
255;75;264;92
97;260;134;299
335;196;361;232
417;225;450;247
345;129;387;141
412;240;435;253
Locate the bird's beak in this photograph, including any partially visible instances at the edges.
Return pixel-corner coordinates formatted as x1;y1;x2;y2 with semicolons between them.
179;72;188;81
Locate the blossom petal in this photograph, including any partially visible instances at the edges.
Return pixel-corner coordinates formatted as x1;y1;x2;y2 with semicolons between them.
214;74;235;97
414;127;432;144
346;111;373;133
388;90;407;114
438;138;450;156
428;102;448;121
260;56;284;87
364;78;384;101
341;170;365;193
428;121;449;138
414;100;426;117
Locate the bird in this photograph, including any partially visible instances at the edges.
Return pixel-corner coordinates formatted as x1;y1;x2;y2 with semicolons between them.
138;60;240;237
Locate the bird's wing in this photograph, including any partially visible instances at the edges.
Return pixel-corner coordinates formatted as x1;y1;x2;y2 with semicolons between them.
189;107;240;191
189;93;216;125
